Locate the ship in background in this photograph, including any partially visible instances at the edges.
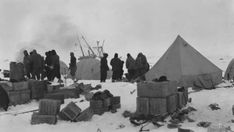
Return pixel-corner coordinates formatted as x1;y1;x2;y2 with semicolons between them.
71;35;111;80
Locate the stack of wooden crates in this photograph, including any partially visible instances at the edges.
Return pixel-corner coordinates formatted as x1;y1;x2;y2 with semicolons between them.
31;99;61;125
137;81;182;116
0;81;30;106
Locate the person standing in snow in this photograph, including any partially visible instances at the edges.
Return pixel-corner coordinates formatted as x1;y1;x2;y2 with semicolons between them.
110;53;122;82
30;50;42;80
50;50;62;82
100;53;109;82
135;52;149;80
23;50;31;79
69;52;77;81
126;53;136;81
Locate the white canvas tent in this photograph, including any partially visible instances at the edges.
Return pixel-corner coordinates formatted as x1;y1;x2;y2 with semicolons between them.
145;35;222;89
224;59;234;80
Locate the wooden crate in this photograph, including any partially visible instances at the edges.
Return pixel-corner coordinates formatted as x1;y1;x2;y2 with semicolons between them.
149;98;167;116
51;88;79;99
44;93;65;104
167;94;177;114
137;81;177;98
9;62;25;82
60;102;81;121
8;89;30;106
74;107;94;122
0;81;13;91
136;97;149;116
92;108;105;115
11;81;28;91
111;96;120;105
31;112;57;125
90;100;103;109
28;80;46;99
39;99;61;115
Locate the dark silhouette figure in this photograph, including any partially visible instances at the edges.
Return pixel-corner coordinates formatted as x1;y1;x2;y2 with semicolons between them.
126;53;136;81
23;50;31;79
50;50;61;82
100;53;109;82
135;52;149;80
45;51;53;81
69;52;77;81
110;53;122;82
30;50;42;80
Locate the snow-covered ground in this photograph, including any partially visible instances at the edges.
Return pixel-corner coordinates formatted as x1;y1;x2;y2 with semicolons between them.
0;79;234;132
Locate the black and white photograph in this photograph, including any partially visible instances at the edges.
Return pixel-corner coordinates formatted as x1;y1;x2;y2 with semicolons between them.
0;0;234;132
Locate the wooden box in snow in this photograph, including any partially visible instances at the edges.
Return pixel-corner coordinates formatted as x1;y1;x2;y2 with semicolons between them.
44;93;65;104
136;97;149;116
74;107;94;122
8;89;30;106
39;99;61;115
28;80;46;99
167;94;177;114
31;112;57;125
9;62;25;82
11;81;28;91
60;102;81;121
137;81;177;98
149;98;167;116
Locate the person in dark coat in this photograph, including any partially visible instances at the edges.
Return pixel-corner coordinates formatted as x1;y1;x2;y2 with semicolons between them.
110;53;122;82
119;60;124;80
23;50;31;79
0;86;9;111
100;53;109;82
126;53;136;81
69;52;77;81
45;51;53;81
50;50;62;82
135;52;149;80
30;50;42;80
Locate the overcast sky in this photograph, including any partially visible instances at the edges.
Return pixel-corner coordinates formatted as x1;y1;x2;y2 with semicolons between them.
0;0;234;64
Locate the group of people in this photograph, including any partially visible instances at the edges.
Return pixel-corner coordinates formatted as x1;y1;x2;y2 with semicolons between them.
100;52;149;82
23;49;62;82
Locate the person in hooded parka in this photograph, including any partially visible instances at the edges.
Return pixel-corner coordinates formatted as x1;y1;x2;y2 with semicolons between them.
110;53;122;82
100;53;109;82
135;52;149;79
126;53;136;81
30;50;42;80
50;50;62;82
224;58;234;81
0;86;9;111
23;50;31;79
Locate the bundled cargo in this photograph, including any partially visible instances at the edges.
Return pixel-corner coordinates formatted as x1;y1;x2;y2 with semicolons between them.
9;62;25;82
8;89;30;106
39;99;61;115
90;90;120;115
28;80;46;99
59;102;81;121
0;81;13;91
31;112;57;125
74;107;94;122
